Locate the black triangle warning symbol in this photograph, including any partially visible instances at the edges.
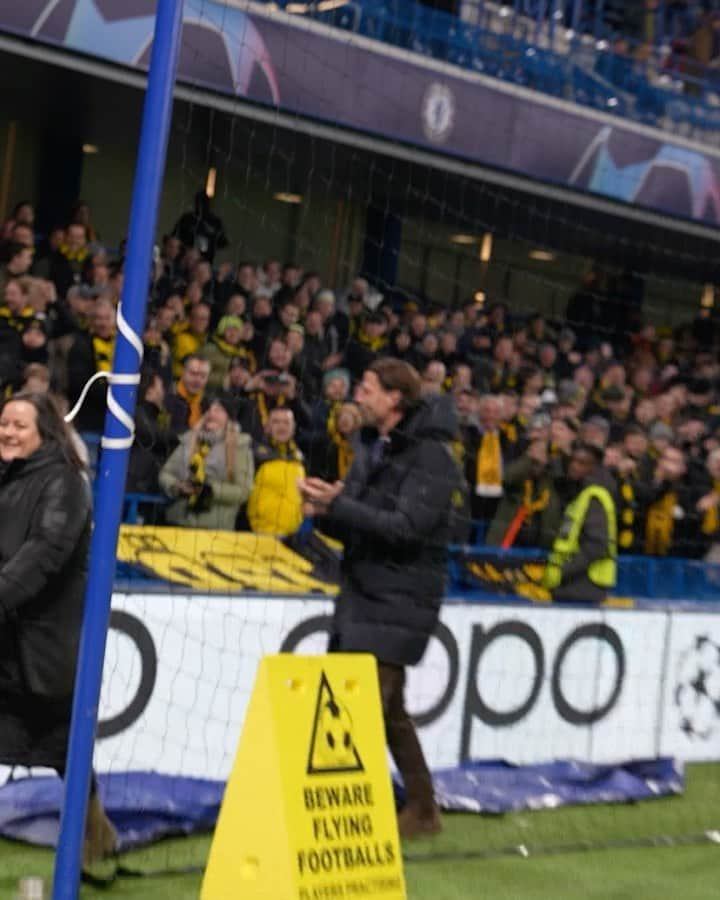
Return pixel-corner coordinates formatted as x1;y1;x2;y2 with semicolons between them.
307;671;364;775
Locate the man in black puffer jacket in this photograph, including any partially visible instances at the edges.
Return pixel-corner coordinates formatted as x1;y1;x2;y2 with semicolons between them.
300;358;462;839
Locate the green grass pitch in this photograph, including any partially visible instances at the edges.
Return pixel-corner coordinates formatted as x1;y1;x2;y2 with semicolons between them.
2;764;718;899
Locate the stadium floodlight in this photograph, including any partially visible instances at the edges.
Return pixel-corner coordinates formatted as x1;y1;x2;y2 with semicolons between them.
273;191;303;203
479;232;493;263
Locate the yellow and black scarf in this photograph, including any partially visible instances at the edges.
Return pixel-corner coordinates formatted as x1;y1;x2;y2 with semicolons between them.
93;334;116;373
326;404;353;480
187;439;211;509
256;392;289;428
618;480;637;550
501;420;518;446
176;379;204;428
645;490;676;556
0;305;36;332
500;479;550;548
475;431;503;497
270;438;302;461
59;243;89;264
213;336;257;373
357;329;387;352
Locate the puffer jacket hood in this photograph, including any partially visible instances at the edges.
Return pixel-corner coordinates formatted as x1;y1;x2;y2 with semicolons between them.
403;393;458;443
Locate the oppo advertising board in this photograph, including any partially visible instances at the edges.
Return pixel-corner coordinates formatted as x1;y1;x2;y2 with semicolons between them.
94;594;720;780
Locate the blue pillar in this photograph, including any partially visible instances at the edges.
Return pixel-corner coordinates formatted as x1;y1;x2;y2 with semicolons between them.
51;1;185;898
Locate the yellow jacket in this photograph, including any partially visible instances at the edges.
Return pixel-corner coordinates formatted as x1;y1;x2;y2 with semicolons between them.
247;442;305;537
172;327;206;377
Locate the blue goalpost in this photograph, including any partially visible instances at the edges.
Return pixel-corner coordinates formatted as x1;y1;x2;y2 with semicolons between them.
52;1;185;896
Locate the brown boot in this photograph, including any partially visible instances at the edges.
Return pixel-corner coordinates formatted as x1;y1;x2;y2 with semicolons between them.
83;793;117;867
397;804;442;840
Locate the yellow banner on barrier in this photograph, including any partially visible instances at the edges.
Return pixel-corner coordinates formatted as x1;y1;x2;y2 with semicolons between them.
117;526;337;594
201;655;406;900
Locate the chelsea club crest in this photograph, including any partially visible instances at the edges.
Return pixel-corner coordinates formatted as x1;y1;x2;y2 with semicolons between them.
421;82;455;143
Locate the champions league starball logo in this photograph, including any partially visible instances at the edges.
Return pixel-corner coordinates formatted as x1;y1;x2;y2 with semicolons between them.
36;0;280;102
421;82;455;143
674;635;720;741
569;125;720;224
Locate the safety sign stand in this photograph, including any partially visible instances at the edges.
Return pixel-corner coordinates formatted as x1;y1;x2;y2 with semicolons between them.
202;654;407;899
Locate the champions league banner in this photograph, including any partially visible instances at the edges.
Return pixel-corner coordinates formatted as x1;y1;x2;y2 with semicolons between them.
2;0;720;225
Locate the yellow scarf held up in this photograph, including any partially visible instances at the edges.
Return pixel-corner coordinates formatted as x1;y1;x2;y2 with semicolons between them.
187;440;210;509
475;431;503;497
619;480;636;549
522;480;550;517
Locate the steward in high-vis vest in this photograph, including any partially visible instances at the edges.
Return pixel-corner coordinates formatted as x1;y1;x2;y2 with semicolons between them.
543;441;617;604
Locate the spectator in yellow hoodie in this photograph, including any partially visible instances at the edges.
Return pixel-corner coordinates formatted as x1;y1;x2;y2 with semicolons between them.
246;406;306;536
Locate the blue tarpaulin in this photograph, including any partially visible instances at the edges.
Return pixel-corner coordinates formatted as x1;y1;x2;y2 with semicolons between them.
0;772;223;851
429;758;684;814
0;759;683;850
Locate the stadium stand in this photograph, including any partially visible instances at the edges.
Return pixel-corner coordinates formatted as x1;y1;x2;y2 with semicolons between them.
2;190;720;585
256;0;720;137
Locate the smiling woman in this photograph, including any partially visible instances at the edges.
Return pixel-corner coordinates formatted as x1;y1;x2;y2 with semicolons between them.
0;392;116;864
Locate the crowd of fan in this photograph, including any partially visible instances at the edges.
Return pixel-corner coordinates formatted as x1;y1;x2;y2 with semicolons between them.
1;194;720;560
601;2;720;94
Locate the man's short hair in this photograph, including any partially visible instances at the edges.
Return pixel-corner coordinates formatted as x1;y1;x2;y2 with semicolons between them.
369;358;421;412
183;353;210;371
23;362;50;384
623;423;646;438
571;440;604;463
269;405;293;416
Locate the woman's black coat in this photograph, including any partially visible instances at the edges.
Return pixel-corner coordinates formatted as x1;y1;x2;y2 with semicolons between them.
0;443;91;699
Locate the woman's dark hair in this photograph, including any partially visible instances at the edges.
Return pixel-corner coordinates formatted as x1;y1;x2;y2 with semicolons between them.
138;367;161;402
2;392;86;471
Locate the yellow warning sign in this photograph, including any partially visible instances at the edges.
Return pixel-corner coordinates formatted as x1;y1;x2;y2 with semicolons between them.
201;655;406;900
307;671;364;775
